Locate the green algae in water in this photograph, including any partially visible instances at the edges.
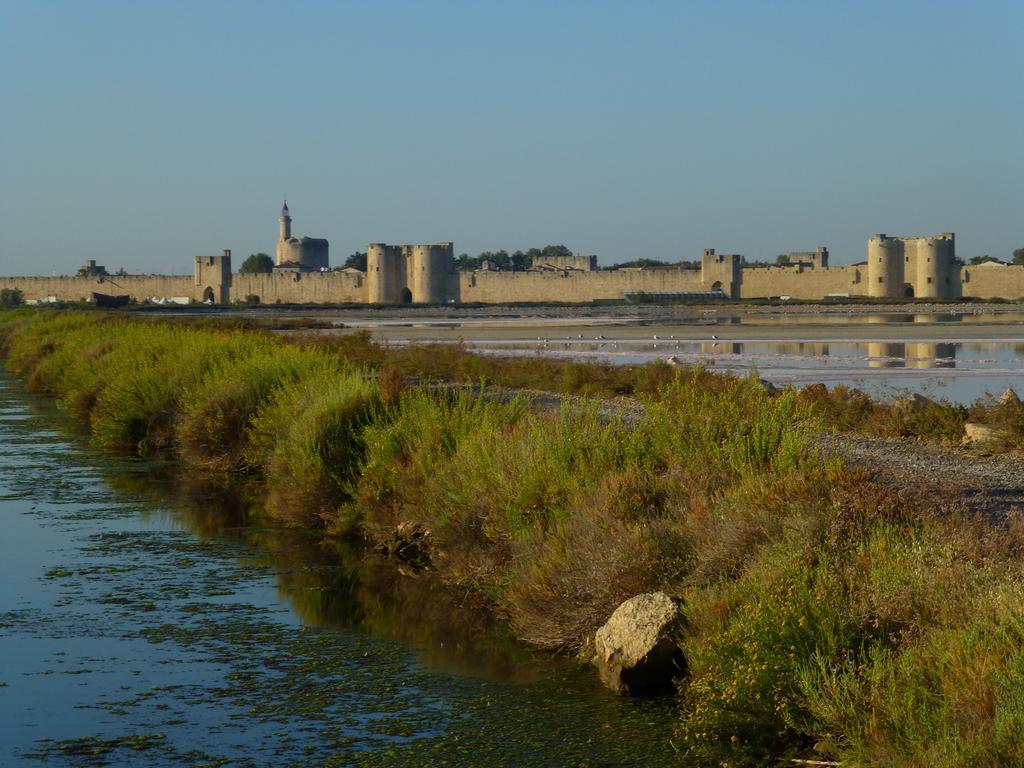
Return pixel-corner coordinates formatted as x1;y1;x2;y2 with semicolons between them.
1;375;679;767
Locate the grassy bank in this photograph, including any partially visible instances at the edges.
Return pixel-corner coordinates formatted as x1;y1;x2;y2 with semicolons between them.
4;308;1024;767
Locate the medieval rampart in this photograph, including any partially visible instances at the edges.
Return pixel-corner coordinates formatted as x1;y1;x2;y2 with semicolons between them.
10;230;1022;305
458;268;707;303
961;263;1024;299
740;265;862;299
0;275;196;303
234;271;364;304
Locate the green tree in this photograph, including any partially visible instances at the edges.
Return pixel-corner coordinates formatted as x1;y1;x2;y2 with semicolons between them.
0;288;24;307
1012;248;1024;266
511;250;530;271
341;251;367;271
969;255;1003;265
240;253;274;274
775;254;791;265
611;258;671;269
541;244;573;260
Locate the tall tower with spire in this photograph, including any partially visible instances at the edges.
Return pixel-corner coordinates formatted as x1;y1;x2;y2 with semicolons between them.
274;200;329;270
279;200;292;242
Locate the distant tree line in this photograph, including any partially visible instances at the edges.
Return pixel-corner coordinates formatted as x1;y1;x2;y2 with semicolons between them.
956;249;1024;267
606;258;701;269
456;245;576;272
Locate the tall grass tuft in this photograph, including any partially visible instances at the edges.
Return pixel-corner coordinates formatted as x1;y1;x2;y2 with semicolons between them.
177;345;343;471
246;370;382;527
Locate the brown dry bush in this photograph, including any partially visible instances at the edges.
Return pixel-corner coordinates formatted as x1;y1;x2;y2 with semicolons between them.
680;468;837;586
506;475;685;651
377;365;406;406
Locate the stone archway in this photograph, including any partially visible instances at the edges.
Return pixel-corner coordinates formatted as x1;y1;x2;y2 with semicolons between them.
711;281;723;292
904;285;915;298
203;286;216;304
400;287;413;304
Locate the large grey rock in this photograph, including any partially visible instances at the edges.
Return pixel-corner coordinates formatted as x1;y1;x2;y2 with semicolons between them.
593;592;686;695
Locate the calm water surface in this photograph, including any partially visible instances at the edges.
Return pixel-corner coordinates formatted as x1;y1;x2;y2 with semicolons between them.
351;311;1024;404
0;376;677;766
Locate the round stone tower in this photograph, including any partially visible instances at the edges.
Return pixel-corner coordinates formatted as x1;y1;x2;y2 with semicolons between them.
914;237;942;299
867;235;903;298
367;243;403;303
410;243;452;303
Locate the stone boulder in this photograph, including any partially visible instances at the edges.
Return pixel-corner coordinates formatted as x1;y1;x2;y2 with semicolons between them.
893;392;934;414
593;592;686;695
999;388;1021;407
962;422;1005;448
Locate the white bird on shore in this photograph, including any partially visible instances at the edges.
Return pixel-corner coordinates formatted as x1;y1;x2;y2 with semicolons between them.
711;334;718;340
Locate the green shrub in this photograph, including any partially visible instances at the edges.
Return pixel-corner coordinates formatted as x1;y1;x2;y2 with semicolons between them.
177;345;342;471
246;370;382;526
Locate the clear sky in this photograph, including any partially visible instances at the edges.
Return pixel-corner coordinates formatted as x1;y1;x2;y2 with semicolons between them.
2;1;1021;275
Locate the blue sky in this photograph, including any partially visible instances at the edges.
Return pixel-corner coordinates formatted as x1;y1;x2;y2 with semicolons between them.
2;1;1021;275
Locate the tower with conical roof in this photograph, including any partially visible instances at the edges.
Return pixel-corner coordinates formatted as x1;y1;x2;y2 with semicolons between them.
278;200;292;243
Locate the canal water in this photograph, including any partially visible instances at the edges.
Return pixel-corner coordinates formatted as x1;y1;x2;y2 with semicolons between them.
0;376;677;767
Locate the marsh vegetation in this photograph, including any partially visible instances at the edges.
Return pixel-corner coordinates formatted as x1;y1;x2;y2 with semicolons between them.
4;308;1024;766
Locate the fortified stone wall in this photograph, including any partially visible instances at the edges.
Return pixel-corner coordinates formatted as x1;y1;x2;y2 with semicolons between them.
961;263;1024;299
740;265;863;299
9;231;1015;305
0;275;197;303
459;268;707;303
234;271;364;304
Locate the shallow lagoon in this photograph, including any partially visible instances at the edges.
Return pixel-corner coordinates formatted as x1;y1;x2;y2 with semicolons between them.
340;309;1024;405
0;377;677;766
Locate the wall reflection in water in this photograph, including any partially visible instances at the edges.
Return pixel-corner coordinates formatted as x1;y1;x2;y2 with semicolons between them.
697;339;962;369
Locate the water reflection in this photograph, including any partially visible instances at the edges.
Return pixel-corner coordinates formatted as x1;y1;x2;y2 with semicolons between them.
864;343;957;369
105;467;552;684
1;378;679;766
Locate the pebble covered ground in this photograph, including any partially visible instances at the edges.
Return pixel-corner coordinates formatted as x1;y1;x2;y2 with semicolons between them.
824;431;1024;521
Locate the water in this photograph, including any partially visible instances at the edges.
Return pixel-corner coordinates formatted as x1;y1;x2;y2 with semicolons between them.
342;309;1024;404
0;377;677;766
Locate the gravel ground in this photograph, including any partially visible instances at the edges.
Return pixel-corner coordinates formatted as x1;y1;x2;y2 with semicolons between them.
822;432;1024;522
